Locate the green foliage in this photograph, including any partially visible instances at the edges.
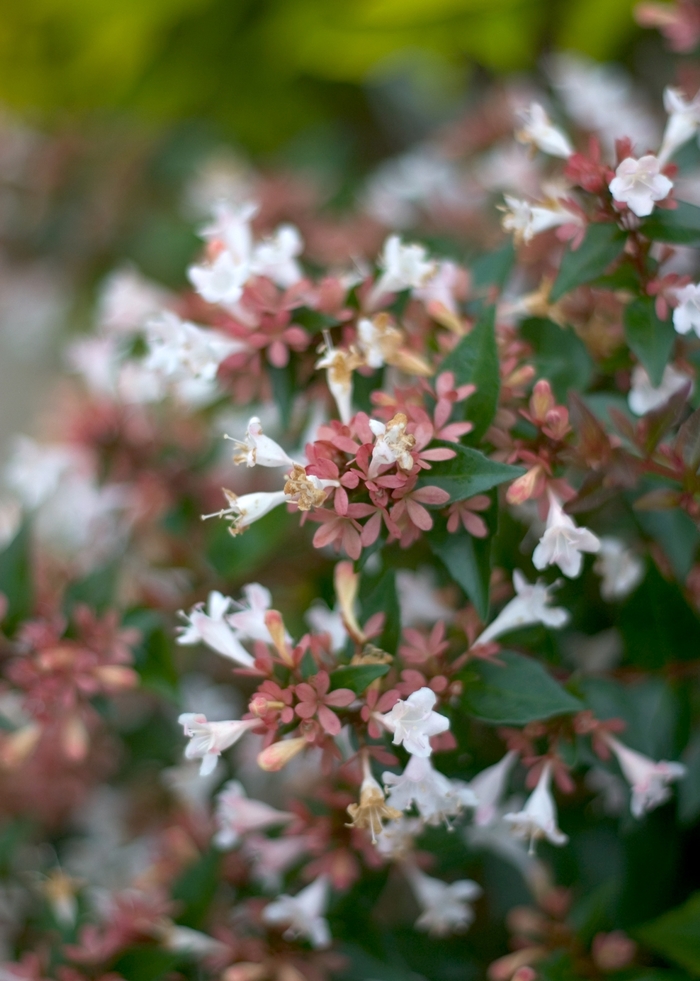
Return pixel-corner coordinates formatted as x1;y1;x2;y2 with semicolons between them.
550;224;627;302
617;563;700;669
0;524;32;633
330;663;390;692
520;318;593;402
111;947;184;981
461;650;582;724
126;609;179;698
420;443;524;503
624;297;676;388
171;848;222;928
642;202;700;246
359;568;401;655
438;306;500;441
427;489;497;620
637;893;700;975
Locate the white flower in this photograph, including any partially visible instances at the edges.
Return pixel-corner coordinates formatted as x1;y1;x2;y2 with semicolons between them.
357;317;388;370
516;103;573;159
609;155;673;218
262;875;331;948
97;267;171;335
4;437;88;511
144;312;243;382
473;571;569;647
203;488;290;533
156;922;228;957
370;235;437;303
501;195;581;244
396;568;454;627
251;224;304;288
375;816;423;859
383;755;461;825
673;283;700;336
376;687;450;757
659;87;700;165
188;248;251;306
604;735;686;818
532;492;600;579
213;779;294;848
413;260;463;316
178;714;259;776
504;761;569;852
594;538;645;601
405;865;481;937
200;200;257;255
315;338;361;425
628;364;693;415
67;335;120;396
177;591;255;667
368;413;415;478
227;582;281;643
468;751;519;827
161;761;220;811
227;416;295;469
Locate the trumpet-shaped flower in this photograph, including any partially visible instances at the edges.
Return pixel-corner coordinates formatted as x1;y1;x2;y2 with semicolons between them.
177;591;255;667
673;282;700;336
383;754;462;825
203;488;290;535
473;571;569;647
370;235;437;303
627;364;693;415
405;865;482;936
501;196;582;245
468;751;519;827
375;686;450;757
262;875;331;948
315;339;363;425
251;225;303;287
213;779;294;848
347;756;402;843
532;492;600;579
227;417;295;469
504;762;568;852
188;248;251;306
516;103;573;158
609;155;673;217
658;87;700;164
144;312;242;382
178;714;259;775
593;538;644;601
604;735;686;817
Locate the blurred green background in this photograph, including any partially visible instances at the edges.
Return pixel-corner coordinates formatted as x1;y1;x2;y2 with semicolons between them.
0;0;658;456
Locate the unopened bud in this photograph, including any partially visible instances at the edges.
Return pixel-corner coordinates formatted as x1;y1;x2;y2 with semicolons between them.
506;466;543;505
334;561;365;643
542;406;570;441
61;714;89;762
257;737;307;772
264;610;294;666
93;664;139;690
222;963;268;981
249;694;285;717
592;931;637;972
488;947;547;981
530;380;555;423
0;722;42;769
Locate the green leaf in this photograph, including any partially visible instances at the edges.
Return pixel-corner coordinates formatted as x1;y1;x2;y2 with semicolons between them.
678;732;700;826
427;491;497;621
419;443;524;504
520;318;593;402
206;505;290;579
461;650;582;725
0;523;32;632
268;360;295;423
358;568;400;655
63;563;118;614
125;610;179;699
329;663;389;693
471;241;515;290
111;947;182;981
637;892;700;975
636;510;700;581
642;201;700;246
618;563;700;669
624;297;676;387
438;305;500;440
550;223;626;301
171;848;221;928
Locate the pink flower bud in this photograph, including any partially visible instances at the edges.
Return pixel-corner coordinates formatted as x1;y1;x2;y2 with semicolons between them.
257;737;307;771
592;931;637;972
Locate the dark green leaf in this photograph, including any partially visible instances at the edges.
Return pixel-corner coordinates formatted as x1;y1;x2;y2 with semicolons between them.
427;491;497;620
676;406;700;472
126;610;179;698
63;564;118;614
171;848;221;928
419;443;524;503
636;892;700;975
520;318;593;401
0;523;32;632
329;663;389;693
471;241;515;291
618;563;700;669
268;360;295;423
636;510;700;580
642;201;700;246
461;650;582;724
111;947;182;981
206;505;290;579
624;297;676;387
678;732;700;826
438;306;500;440
359;568;400;655
550;223;626;301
